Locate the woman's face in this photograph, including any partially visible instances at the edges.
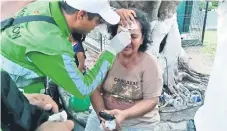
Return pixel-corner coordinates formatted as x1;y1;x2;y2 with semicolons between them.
117;20;143;56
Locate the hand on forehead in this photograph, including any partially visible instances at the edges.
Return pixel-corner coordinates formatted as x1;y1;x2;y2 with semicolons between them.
119;21;140;34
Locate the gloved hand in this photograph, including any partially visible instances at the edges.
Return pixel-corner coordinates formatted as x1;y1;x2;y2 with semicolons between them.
105;31;131;55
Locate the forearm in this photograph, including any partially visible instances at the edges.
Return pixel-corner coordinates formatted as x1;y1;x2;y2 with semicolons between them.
90;88;105;115
27;51;115;98
76;53;85;72
78;64;84;72
124;97;159;120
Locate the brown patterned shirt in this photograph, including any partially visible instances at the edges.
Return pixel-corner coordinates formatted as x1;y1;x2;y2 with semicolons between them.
102;53;163;128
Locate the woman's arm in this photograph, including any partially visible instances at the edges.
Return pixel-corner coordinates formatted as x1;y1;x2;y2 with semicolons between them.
123;97;159;120
76;52;85;72
105;99;159;130
90;86;106;115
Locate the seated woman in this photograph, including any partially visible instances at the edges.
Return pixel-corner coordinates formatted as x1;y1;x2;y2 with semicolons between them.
85;8;163;131
68;32;86;73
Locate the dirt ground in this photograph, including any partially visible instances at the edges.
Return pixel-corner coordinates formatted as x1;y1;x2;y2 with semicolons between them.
185;46;214;75
184;31;217;75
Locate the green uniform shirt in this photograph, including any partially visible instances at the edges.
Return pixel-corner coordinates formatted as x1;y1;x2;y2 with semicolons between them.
0;1;115;98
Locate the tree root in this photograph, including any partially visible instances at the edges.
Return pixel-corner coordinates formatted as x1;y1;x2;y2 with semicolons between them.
177;72;201;83
162;56;208;112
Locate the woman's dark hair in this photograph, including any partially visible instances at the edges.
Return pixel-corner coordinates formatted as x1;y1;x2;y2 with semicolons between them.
108;8;151;52
59;1;100;20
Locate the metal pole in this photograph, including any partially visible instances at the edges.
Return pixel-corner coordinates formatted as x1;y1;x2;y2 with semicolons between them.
201;1;209;44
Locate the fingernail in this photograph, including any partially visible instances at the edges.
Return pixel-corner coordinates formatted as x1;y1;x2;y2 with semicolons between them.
44;104;52;110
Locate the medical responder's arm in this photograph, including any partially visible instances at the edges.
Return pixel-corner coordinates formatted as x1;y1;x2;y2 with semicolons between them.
27;31;130;98
27;51;113;98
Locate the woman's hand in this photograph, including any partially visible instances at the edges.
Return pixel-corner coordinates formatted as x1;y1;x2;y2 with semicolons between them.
101;109;128;130
108;109;128;129
24;93;59;113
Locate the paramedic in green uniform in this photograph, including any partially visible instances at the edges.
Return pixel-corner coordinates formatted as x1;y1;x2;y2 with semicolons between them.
0;0;136;98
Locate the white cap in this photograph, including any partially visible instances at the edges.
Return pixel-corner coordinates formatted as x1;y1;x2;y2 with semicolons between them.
65;0;120;25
